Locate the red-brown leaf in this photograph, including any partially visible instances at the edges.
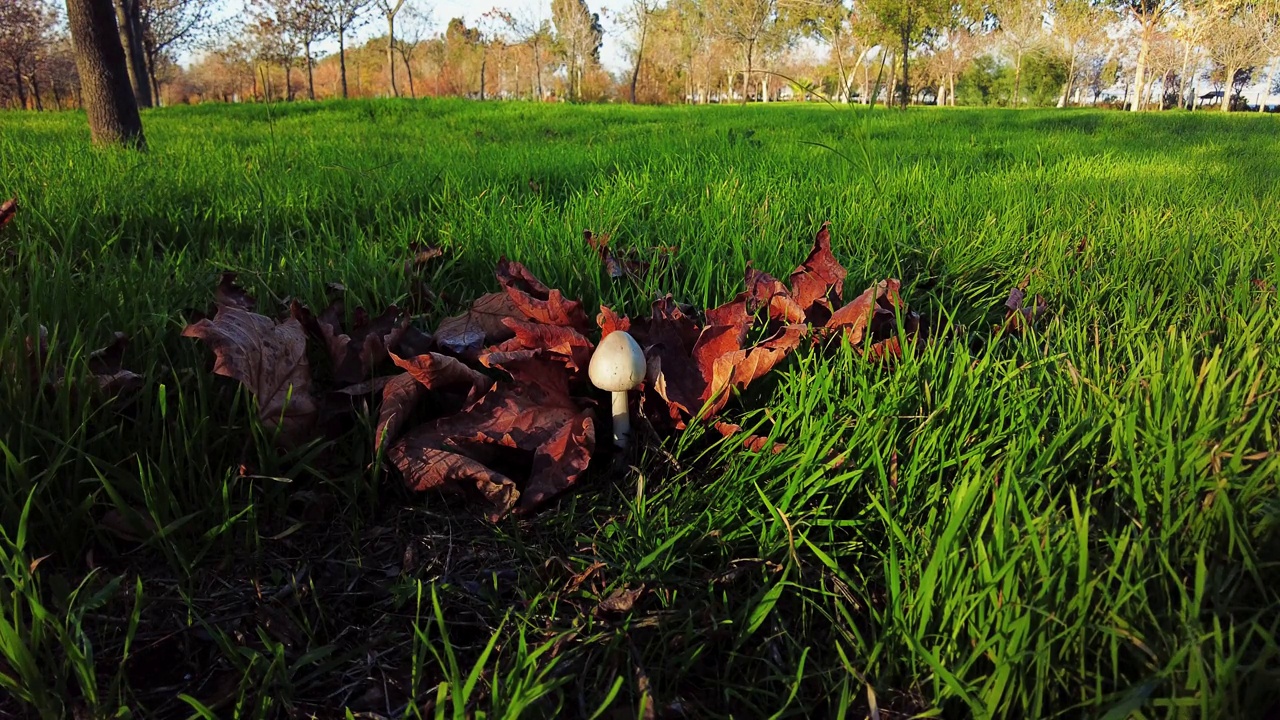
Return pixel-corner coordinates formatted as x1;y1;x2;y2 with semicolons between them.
597;306;631;337
86;332;144;397
215;272;257;312
389;382;594;519
496;258;588;329
390;350;492;399
0;198;16;230
182;307;317;445
714;421;786;454
502;318;594;371
747;268;807;324
434;291;522;357
375;373;425;451
704;324;806;413
1000;287;1049;335
293;297;409;384
789;222;846;323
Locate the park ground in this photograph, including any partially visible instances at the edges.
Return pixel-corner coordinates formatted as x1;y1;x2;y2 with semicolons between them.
1;101;1279;718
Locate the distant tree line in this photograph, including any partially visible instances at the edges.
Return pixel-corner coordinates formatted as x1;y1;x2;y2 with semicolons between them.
3;0;1279;112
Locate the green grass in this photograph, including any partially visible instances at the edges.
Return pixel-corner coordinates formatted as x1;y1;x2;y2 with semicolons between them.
1;99;1278;719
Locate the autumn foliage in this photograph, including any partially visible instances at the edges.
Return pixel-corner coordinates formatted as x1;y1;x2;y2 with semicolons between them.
174;223;941;519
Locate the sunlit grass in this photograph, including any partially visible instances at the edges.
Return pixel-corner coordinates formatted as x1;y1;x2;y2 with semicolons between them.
1;99;1278;718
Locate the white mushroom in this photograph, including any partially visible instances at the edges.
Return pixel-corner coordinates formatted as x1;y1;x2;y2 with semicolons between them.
588;330;647;448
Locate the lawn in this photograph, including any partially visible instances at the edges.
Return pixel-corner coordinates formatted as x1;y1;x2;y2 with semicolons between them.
1;100;1278;719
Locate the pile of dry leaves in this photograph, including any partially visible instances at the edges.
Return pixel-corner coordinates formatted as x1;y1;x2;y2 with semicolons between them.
181;223;932;520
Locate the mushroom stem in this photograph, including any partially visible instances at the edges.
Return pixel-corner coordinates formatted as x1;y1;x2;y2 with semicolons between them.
611;391;631;448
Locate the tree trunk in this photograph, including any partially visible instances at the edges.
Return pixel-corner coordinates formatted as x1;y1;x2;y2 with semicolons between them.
1178;40;1192;109
1222;66;1236;112
64;0;145;148
147;59;160;106
885;50;897;108
113;0;151;107
1058;50;1076;107
480;55;486;100
900;32;910;109
404;53;415;98
339;31;349;98
305;41;315;100
630;17;647;103
285;63;293;101
949;70;956;106
535;44;543;99
1130;24;1150;111
741;40;754;104
13;64;28;109
28;72;45;111
1013;49;1023;107
387;15;398;97
1258;60;1272;112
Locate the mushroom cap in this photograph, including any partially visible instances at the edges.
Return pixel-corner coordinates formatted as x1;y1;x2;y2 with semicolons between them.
588;330;647;392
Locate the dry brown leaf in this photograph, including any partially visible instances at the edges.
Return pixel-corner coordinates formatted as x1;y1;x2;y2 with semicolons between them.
714;421;786;454
390;350;492;399
434;291;523;358
293;297;410;384
215;272;257;312
86;332;144;397
389;381;594;520
496;258;589;329
596;584;645;616
182;307;317;445
0;197;16;230
999;287;1049;335
826;279;922;358
597;306;631;337
501;318;594;371
375;373;426;451
704;324;806;413
789;221;846;323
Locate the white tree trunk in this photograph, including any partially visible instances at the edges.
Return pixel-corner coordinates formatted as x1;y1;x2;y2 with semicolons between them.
1130;26;1151;111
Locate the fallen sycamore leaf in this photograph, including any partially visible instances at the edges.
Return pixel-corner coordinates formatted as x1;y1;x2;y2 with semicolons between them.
388;382;594;519
215;272;257;312
789;221;846;324
0;198;16;230
998;286;1049;335
497;258;589;329
292;295;410;384
183;307;318;446
434;291;523;358
86;332;145;397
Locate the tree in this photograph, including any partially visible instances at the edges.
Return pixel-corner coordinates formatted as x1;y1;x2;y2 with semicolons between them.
505;8;554;99
249;0;301;100
329;0;371;98
1114;0;1177;110
994;0;1047;106
625;0;661;102
1204;0;1267;111
708;0;777;103
135;0;217;104
114;0;151;106
290;0;330;100
862;0;965;108
64;0;146;147
1050;0;1105;106
393;3;430;98
374;0;407;96
804;0;866;102
552;0;604;101
1;0;57;110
